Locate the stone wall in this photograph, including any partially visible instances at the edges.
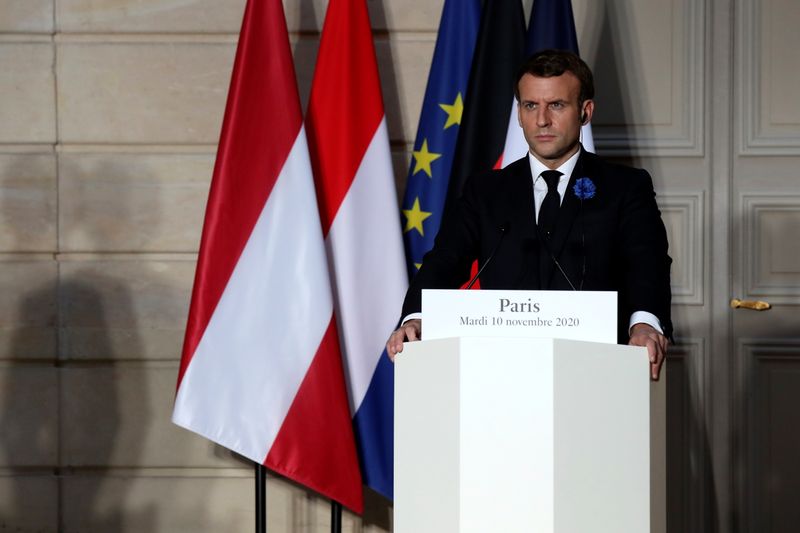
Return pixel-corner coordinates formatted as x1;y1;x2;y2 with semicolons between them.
0;0;443;530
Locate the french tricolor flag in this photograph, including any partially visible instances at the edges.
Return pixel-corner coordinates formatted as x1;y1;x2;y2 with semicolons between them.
307;0;408;499
172;0;363;513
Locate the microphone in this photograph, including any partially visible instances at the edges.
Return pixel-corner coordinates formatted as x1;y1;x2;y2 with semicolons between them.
549;249;577;291
465;222;509;289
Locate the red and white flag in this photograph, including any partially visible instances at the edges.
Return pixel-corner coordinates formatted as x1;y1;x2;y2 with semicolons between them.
306;0;407;490
172;0;363;512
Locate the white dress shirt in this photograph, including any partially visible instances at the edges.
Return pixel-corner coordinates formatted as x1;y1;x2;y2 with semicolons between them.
529;149;579;220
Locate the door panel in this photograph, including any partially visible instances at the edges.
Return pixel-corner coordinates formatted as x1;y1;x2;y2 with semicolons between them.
733;0;800;530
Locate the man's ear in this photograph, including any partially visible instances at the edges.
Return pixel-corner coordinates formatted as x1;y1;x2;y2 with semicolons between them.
517;102;523;127
580;100;595;125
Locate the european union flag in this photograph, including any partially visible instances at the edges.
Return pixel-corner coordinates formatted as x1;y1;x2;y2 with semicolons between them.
401;0;481;277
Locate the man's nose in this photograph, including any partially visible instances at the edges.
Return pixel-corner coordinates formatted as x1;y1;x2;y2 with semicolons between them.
536;108;550;127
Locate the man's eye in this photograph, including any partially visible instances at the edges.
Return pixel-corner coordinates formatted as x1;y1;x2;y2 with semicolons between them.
550;102;564;109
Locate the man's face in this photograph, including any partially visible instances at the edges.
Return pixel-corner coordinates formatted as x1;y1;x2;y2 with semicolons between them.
517;72;594;169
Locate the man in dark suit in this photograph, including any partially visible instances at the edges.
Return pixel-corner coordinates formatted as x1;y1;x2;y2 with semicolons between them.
387;50;672;380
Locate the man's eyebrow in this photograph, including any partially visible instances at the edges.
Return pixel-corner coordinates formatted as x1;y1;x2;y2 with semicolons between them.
521;97;567;102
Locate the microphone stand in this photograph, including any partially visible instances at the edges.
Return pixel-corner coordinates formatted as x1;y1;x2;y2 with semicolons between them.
465;223;509;289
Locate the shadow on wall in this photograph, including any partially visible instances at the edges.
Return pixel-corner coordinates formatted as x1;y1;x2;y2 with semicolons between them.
0;156;157;531
57;270;155;532
0;153;61;531
592;0;636;167
665;344;720;533
591;1;719;531
369;0;407;205
0;272;59;530
293;0;318;113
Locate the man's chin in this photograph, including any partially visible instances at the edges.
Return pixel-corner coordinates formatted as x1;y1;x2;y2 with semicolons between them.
531;149;564;163
530;143;580;165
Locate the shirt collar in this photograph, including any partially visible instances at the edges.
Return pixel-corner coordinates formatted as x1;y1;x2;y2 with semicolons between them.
528;147;581;182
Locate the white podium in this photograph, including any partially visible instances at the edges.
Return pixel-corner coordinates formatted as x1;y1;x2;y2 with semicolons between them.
394;336;665;533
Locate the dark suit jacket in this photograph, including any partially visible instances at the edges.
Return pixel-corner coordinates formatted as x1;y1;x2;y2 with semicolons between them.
401;150;673;343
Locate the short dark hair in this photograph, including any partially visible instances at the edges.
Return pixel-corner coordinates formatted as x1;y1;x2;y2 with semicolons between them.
514;49;595;107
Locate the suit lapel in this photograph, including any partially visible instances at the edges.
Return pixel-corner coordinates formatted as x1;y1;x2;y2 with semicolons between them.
503;157;541;289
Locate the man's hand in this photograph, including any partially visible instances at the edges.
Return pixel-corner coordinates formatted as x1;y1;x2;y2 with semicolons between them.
386;319;422;362
629;322;669;380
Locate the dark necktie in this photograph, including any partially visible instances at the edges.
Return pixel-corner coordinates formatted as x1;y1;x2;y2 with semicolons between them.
538;170;562;240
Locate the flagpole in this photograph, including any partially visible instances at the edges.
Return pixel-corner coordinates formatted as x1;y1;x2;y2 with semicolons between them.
256;463;267;533
331;501;342;533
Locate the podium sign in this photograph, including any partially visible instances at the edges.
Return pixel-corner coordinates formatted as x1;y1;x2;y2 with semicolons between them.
423;289;617;343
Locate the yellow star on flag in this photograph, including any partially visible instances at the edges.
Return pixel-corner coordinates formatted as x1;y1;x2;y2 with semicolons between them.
414;262;423;271
439;93;464;130
402;197;433;236
412;139;442;178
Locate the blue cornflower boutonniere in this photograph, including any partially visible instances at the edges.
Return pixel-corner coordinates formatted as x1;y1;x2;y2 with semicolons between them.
573;177;596;200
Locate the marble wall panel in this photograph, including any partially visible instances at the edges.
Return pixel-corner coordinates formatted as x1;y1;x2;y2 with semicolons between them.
391;149;410;204
61;472;386;532
57;0;443;34
57;42;235;144
0;365;59;466
63;324;186;363
291;35;318;111
60;362;243;467
0;259;57;360
0;43;56;144
0;474;58;531
61;473;253;532
0;153;57;252
54;22;433;146
0;0;54;33
0;324;57;362
286;0;444;32
59;153;212;252
58;258;194;360
57;0;246;33
366;0;443;32
376;36;434;144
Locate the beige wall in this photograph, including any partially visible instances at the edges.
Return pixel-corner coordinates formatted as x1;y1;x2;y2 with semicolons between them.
0;0;403;531
2;0;799;531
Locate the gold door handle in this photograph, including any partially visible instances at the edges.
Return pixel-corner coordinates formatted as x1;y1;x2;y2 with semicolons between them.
730;298;771;311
